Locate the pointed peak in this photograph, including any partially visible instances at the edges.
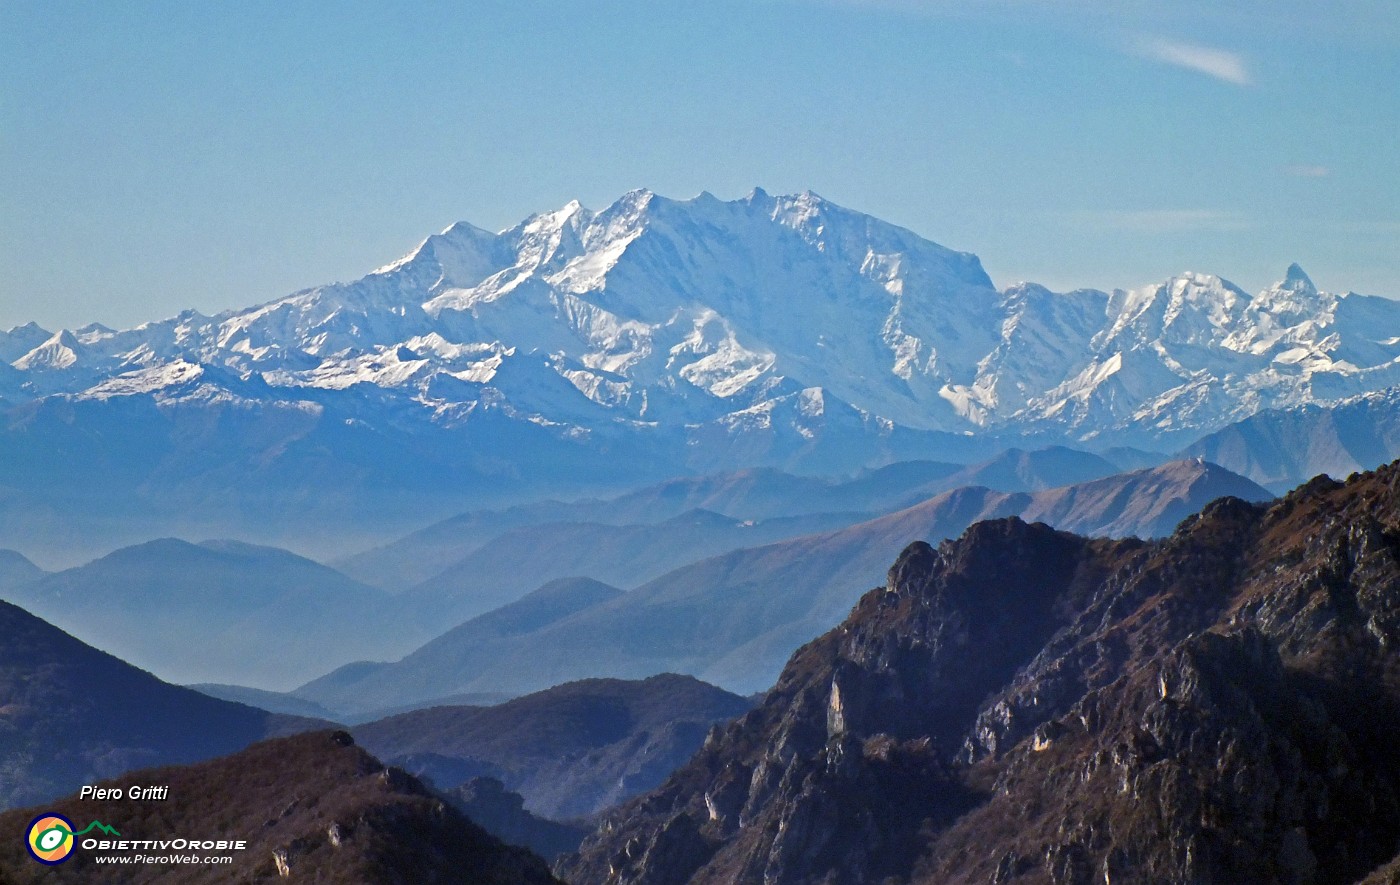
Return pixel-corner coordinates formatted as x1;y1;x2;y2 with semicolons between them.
746;186;771;202
787;190;842;218
546;197;595;228
612;189;656;213
13;329;82;370
1282;262;1315;291
518;198;590;229
369;221;497;277
74;322;115;345
437;219;496;240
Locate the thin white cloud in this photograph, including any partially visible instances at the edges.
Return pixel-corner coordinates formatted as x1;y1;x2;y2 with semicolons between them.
1138;38;1252;86
1284;164;1331;178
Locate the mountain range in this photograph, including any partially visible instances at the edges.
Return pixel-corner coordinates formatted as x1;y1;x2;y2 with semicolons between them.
0;448;1148;691
352;674;753;820
3;189;1398;562
0;450;1210;699
7;184;1400;885
297;458;1269;710
332;459;965;592
1183;386;1400;492
561;459;1400;884
8;457;1390;882
0;539;427;689
335;447;1124;594
392;509;861;629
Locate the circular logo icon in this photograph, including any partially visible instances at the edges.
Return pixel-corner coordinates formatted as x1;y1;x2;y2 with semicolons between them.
25;813;75;865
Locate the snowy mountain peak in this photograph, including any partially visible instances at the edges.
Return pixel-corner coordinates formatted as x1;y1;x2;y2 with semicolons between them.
3;189;1397;455
370;219;505;286
79;359;205;400
14;329;82;371
1250;264;1332;332
6;321;49;337
615;187;656;207
0;321;54;364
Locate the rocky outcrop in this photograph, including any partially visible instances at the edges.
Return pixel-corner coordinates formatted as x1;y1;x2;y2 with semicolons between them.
561;461;1400;885
450;777;589;862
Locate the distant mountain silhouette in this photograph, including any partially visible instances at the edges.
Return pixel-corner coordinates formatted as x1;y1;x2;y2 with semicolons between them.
334;451;1118;595
353;674;752;820
448;777;590;863
2;538;425;689
931;445;1122;493
187;683;343;721
0;598;322;811
301;461;1270;708
395;509;861;629
298;577;623;718
1182;387;1400;492
0;549;43;592
333;461;966;592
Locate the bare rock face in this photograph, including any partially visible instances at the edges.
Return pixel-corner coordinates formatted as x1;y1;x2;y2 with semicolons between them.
561;461;1400;885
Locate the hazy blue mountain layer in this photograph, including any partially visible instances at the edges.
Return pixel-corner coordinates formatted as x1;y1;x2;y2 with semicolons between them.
0;597;324;811
300;460;1269;708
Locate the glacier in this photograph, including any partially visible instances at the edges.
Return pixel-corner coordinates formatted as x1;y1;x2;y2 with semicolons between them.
4;187;1399;462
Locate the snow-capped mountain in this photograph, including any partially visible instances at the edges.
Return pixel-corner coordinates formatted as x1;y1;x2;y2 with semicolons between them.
2;189;1398;503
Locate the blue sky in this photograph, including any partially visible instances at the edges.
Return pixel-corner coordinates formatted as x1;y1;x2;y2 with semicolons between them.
2;0;1397;330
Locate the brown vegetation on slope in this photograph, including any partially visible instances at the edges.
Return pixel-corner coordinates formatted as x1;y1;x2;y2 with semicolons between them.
0;731;557;884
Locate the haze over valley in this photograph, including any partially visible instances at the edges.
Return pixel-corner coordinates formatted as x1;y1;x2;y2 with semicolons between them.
3;4;1397;878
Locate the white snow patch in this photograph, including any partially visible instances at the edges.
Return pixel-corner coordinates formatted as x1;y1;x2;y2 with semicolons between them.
79;360;204;399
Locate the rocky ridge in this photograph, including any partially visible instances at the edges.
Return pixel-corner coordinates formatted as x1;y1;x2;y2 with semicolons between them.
561;461;1400;884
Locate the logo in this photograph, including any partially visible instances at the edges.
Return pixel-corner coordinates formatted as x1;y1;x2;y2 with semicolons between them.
24;814;120;865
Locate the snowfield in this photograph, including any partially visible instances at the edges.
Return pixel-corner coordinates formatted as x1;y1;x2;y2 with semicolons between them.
5;189;1399;451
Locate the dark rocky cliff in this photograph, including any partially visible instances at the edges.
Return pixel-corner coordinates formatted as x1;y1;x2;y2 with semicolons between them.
562;463;1400;885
